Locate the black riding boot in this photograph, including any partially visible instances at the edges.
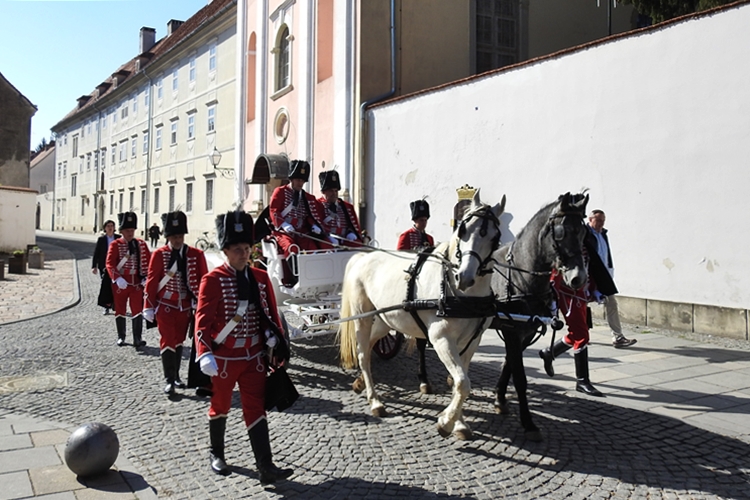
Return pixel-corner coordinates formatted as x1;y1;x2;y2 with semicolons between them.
174;345;186;389
132;316;146;349
115;317;127;346
248;419;293;484
538;339;572;378
209;418;231;476
574;348;604;397
161;350;176;395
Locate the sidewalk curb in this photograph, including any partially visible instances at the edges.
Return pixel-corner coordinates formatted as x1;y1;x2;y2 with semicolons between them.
0;250;81;328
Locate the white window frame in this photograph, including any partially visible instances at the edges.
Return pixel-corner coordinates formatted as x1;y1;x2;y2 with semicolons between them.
168;185;175;212
170;121;178;145
207;105;216;133
153;187;160;213
155;127;163;150
172;67;179;93
187;114;195;140
143;131;149;154
144;86;150;107
131;136;137;158
186;182;193;213
157;77;163;100
208;43;217;73
189;55;196;82
205;178;214;212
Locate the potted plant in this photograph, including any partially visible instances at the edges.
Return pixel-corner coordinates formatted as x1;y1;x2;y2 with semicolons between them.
28;246;44;269
8;250;27;274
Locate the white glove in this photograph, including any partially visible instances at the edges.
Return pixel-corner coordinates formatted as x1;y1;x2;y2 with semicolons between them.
142;308;155;323
115;277;128;289
328;236;339;245
311;225;322;235
280;222;294;232
199;354;219;377
346;232;358;241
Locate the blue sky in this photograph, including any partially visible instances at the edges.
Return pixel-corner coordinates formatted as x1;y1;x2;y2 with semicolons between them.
0;0;212;149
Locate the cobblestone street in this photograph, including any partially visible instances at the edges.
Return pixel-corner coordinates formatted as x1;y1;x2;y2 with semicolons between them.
1;236;749;499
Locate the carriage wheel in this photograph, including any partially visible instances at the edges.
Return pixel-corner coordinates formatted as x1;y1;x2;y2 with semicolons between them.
373;331;404;360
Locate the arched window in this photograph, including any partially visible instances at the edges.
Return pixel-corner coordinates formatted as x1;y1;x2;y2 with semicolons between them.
275;25;291;92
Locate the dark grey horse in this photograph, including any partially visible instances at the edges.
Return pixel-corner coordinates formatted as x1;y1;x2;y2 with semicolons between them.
491;192;589;441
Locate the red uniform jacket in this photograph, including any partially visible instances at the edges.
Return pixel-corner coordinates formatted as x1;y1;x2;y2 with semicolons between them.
397;227;435;251
194;264;283;360
144;245;208;311
269;185;326;233
318;197;362;241
106;238;151;285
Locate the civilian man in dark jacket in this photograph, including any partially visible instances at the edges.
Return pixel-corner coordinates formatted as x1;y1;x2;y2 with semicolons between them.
91;219;120;315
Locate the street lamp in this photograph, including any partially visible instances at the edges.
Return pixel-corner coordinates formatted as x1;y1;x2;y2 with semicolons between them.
210;146;234;178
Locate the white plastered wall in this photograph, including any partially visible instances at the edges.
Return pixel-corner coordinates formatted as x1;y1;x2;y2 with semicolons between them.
365;5;750;310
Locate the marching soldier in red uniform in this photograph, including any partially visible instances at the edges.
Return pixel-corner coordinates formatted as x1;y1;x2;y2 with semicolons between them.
143;211;208;397
397;199;434;251
318;170;363;247
195;211;293;484
106;212;151;349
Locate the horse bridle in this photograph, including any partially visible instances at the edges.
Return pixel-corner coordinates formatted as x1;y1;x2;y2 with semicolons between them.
455;207;501;277
542;210;586;269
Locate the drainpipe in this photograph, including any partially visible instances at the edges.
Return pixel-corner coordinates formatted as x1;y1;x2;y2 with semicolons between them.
235;0;247;206
356;0;396;232
142;68;155;231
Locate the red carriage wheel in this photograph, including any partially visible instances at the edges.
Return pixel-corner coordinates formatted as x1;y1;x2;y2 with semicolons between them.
373;331;404;360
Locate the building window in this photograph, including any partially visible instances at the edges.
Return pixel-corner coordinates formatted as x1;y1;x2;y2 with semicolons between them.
155;127;163;150
143;132;149;154
110;194;114;214
275;25;291;91
101;149;106;168
172;67;179;92
81;121;85;138
129;191;134;212
63;161;67;178
187;114;195;139
207;106;216;133
71;174;77;196
153;187;160;213
119;192;123;212
186;183;193;212
209;43;217;72
86;154;91;171
168;185;175;212
119;142;127;162
131;137;137;158
189;55;196;82
86;121;92;135
101;114;106;129
205;179;214;211
79;157;83;173
144;86;150;107
121;104;128;119
132;95;137;114
476;0;519;73
157;77;163;100
112;108;117;125
170;122;178;145
81;198;85;216
94;151;99;171
57;163;62;179
140;189;146;214
72;135;78;157
111;145;116;165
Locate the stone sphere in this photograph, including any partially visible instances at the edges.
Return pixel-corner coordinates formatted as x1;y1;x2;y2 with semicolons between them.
64;422;119;477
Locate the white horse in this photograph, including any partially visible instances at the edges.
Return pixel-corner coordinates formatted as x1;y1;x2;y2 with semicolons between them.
338;191;505;440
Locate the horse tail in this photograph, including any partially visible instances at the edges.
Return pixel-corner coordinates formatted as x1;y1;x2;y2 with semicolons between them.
338;267;359;370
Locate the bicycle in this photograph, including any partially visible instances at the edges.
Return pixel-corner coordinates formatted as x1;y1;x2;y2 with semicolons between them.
195;231;217;251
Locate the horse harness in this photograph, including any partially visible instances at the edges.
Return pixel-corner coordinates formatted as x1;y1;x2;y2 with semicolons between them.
400;207;501;355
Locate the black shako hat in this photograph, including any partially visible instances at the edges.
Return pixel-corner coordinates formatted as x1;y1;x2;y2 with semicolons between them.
161;211;189;237
410;199;430;221
117;212;138;230
288;160;310;181
216;211;254;249
319;170;341;192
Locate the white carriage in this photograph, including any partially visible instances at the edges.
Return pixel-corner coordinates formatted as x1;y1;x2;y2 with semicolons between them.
259;239;405;358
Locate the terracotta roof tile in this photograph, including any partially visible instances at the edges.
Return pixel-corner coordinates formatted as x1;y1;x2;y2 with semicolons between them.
54;0;234;129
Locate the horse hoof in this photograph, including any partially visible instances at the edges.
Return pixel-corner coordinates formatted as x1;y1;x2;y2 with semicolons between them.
436;424;451;439
352;377;365;394
525;430;543;442
494;402;510;415
419;383;433;395
372;406;387;418
454;429;474;441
